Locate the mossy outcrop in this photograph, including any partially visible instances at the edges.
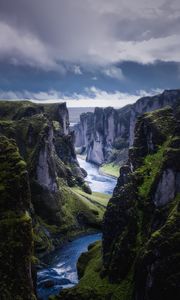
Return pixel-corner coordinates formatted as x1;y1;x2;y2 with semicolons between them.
58;105;180;300
0;101;103;259
102;106;180;299
0;136;36;299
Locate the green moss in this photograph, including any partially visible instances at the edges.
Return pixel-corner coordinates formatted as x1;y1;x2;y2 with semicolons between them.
143;107;175;138
0;136;36;299
58;185;105;233
71;187;109;208
58;242;134;300
137;141;169;198
134;193;180;300
99;162;120;178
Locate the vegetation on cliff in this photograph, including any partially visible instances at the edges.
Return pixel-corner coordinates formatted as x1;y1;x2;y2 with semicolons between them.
0;136;36;299
0;101;105;260
99;162;120;178
58;105;180;300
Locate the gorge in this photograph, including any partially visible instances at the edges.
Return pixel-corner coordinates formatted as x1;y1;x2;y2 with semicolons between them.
73;89;180;166
37;157;116;299
0;89;180;300
57;97;180;300
0;101;109;299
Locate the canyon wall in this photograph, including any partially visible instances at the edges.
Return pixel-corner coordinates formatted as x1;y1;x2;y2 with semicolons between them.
73;89;180;165
59;104;180;300
102;105;180;299
0;101;102;259
0;136;36;299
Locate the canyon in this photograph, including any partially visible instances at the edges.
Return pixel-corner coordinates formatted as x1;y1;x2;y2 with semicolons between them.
0;101;108;299
0;89;180;300
58;100;180;300
73;89;180;165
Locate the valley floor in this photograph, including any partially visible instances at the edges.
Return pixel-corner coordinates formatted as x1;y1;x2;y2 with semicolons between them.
99;162;120;178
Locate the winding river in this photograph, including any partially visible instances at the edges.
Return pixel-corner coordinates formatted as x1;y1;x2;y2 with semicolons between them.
77;156;117;195
37;158;117;299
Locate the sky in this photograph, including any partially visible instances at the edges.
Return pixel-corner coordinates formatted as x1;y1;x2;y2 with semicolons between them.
0;0;180;107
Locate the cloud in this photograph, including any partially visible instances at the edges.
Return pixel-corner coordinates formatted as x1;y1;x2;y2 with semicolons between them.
0;0;179;70
0;21;64;71
102;66;125;80
0;87;162;108
73;65;83;75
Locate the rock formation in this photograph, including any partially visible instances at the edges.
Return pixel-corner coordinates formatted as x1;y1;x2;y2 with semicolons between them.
0;101;103;259
0;136;36;299
73;89;180;165
58;104;180;300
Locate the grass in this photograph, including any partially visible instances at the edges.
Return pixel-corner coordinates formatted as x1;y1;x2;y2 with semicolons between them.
99;163;120;178
33;185;110;254
72;187;110;208
137;141;169;198
56;185;108;234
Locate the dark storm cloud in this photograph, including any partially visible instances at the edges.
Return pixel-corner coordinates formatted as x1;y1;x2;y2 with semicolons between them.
0;0;180;70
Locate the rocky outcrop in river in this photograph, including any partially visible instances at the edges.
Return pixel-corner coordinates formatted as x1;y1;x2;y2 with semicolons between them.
73;89;180;165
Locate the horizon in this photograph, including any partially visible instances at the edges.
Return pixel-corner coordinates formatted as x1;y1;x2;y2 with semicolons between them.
2;88;178;108
0;0;180;107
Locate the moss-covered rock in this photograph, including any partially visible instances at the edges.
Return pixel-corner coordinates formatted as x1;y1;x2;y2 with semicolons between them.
134;194;180;300
0;101;103;259
61;105;180;300
55;241;134;300
0;136;36;299
81;183;92;194
102;106;180;298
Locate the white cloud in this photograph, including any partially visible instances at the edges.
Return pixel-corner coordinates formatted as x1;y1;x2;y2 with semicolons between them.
73;65;83;75
102;66;125;80
0;87;162;108
114;34;180;63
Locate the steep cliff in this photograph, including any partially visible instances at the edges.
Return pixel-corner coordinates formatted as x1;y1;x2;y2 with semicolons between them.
0;136;36;299
74;89;180;165
57;105;180;300
0;101;104;259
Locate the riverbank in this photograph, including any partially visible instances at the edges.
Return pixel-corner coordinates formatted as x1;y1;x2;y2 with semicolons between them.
72;187;110;207
37;233;102;300
99;163;120;178
77;156;117;195
76;153;119;179
37;157;117;299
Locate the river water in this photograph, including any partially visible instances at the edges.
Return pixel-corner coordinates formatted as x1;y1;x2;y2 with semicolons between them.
77;157;117;194
37;158;117;299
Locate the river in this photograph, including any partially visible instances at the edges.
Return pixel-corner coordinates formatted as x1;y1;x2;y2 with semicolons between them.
77;156;117;194
37;158;117;299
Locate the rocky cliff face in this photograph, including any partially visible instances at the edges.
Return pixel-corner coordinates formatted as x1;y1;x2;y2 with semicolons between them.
74;89;180;165
74;105;130;165
0;136;36;299
58;105;180;300
102;105;180;299
0;101;102;259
